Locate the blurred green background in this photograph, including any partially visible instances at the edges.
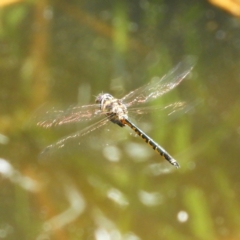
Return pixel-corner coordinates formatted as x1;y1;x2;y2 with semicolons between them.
1;0;240;239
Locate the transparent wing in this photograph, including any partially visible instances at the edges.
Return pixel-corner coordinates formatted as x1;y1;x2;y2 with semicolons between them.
122;56;196;107
36;103;102;128
128;101;187;116
40;115;110;158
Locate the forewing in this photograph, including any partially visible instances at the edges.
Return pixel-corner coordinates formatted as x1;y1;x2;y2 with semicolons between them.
122;57;196;107
35;103;102;128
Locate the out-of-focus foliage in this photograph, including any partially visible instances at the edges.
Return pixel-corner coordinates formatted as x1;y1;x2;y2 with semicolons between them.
1;0;240;239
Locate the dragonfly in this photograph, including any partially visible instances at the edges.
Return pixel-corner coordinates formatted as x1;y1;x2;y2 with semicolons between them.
37;57;195;168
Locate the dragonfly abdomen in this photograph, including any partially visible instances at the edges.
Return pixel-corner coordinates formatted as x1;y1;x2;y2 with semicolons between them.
123;118;180;168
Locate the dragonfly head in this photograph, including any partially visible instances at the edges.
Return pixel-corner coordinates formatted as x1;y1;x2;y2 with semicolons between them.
95;93;114;105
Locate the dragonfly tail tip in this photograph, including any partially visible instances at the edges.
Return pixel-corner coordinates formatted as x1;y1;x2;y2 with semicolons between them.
172;161;180;169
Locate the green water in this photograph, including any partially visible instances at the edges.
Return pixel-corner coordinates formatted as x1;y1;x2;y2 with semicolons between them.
0;1;240;239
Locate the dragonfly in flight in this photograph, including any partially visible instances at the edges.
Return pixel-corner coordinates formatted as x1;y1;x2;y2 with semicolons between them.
37;57;195;168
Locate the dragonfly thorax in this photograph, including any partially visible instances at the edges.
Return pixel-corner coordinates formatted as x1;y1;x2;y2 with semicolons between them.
95;93;128;127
